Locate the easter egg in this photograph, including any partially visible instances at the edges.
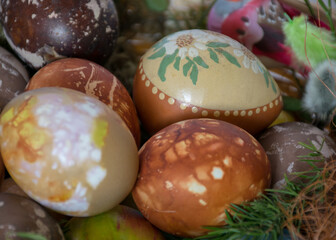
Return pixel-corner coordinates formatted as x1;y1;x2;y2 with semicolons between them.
132;118;271;237
65;205;165;240
0;178;28;198
0;87;139;216
133;29;282;135
26;58;140;146
0;193;65;240
0;0;119;69
0;47;29;111
258;122;336;189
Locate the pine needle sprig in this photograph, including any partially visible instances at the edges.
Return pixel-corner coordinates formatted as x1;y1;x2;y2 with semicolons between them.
193;140;330;240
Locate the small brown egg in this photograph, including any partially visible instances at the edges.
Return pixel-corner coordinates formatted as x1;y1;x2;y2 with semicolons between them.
0;47;29;111
0;193;65;240
133;29;282;136
0;159;4;186
26;58;140;146
0;178;28;198
0;87;139;216
132;118;271;237
0;0;119;69
258;122;336;189
268;68;307;99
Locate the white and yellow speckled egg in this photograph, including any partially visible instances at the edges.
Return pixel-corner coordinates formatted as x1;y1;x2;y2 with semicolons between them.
133;29;282;135
0;87;139;217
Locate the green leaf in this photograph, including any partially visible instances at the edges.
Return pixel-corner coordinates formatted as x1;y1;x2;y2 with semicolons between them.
15;232;47;240
145;0;169;12
158;49;178;82
183;59;193;77
148;47;166;60
208;48;219;63
263;70;270;87
174;56;181;70
215;49;241;68
190;64;199;85
206;42;230;48
193;56;209;69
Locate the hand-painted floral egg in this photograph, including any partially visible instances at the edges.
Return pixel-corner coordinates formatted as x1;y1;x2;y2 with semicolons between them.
207;0;292;69
133;29;282;135
65;205;165;240
258;122;336;189
0;47;29;111
26;58;140;147
0;193;65;240
132;118;271;237
0;87;139;216
0;0;119;69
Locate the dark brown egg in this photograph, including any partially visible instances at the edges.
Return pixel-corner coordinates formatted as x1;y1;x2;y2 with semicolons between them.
0;0;119;69
258;122;336;189
0;178;28;198
0;159;4;186
132;118;271;237
26;58;140;146
0;47;28;111
0;193;65;239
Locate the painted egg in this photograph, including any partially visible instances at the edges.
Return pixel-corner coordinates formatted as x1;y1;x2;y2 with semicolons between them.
26;58;140;146
132;118;271;237
0;47;29;111
65;205;165;240
0;193;65;240
0;0;119;69
258;122;336;189
0;87;139;216
133;29;282;135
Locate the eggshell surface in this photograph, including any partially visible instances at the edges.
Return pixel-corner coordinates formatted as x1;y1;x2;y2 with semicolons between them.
0;87;139;216
133;29;282;135
132;118;271;237
0;193;65;240
26;58;140;146
0;0;119;69
258;122;336;189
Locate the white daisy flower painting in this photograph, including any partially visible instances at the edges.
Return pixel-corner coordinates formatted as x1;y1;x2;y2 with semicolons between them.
148;29;241;85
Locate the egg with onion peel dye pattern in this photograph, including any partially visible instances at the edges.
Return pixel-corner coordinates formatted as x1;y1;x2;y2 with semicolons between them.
0;87;139;216
133;29;282;135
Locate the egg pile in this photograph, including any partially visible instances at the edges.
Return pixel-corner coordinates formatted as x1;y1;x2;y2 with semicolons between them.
0;1;334;239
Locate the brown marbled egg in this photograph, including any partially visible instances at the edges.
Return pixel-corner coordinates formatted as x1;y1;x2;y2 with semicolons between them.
133;29;282;136
132;118;271;237
0;178;28;198
26;58;140;146
0;159;4;186
258;122;336;189
0;193;65;240
0;0;119;69
0;87;139;216
0;47;29;111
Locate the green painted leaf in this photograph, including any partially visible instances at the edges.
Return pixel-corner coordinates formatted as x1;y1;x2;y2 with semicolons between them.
193;56;209;68
270;75;278;93
215;49;241;68
206;42;230;48
148;47;166;60
174;56;181;70
158;49;178;82
208;48;219;63
263;70;270;88
183;59;193;77
145;0;169;12
190;64;199;85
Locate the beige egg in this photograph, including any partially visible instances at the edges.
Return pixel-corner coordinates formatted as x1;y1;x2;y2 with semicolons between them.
0;87;139;216
133;29;282;135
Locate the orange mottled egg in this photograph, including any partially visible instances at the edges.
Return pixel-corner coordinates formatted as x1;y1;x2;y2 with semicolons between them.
132;118;271;237
0;87;139;216
133;29;282;135
26;58;140;147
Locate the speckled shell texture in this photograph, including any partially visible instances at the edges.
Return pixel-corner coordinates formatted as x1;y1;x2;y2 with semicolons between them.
26;58;140;146
0;193;65;240
133;29;282;135
0;0;119;69
0;47;29;111
258;122;336;189
132;118;271;237
0;87;139;216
